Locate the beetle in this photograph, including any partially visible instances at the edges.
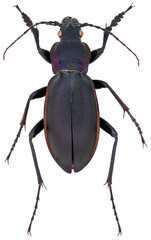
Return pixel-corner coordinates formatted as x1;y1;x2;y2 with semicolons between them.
4;4;146;236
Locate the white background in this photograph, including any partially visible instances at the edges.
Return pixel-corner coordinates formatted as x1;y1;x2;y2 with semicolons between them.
0;0;151;239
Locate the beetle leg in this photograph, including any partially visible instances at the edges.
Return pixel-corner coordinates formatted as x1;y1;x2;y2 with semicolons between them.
20;87;47;127
93;80;146;146
6;87;47;163
100;117;118;185
14;5;51;64
100;117;121;235
28;119;44;235
30;28;51;64
90;27;109;64
90;4;134;64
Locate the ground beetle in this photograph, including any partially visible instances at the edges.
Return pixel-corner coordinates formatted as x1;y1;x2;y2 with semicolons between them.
4;4;146;236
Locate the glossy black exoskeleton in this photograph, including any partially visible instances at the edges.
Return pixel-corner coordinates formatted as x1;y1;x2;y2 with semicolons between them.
4;4;146;236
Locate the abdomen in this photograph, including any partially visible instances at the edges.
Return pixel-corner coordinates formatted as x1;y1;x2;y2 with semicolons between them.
44;71;99;173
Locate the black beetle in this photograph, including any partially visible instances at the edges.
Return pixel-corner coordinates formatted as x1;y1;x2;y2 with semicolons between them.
4;4;146;236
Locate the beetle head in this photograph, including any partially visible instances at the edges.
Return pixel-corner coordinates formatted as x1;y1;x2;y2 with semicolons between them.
58;17;83;40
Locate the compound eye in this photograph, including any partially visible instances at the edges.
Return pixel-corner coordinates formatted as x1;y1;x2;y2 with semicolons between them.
79;29;83;37
58;30;62;37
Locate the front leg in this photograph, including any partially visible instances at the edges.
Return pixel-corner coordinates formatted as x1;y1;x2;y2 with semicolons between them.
15;5;51;64
89;26;110;64
93;80;146;146
90;4;134;63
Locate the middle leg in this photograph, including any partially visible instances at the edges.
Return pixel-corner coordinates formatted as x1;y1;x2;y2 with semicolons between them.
6;86;47;163
93;79;146;146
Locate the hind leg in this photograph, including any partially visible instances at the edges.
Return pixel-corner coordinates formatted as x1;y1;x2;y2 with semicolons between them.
28;119;44;235
100;117;121;235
